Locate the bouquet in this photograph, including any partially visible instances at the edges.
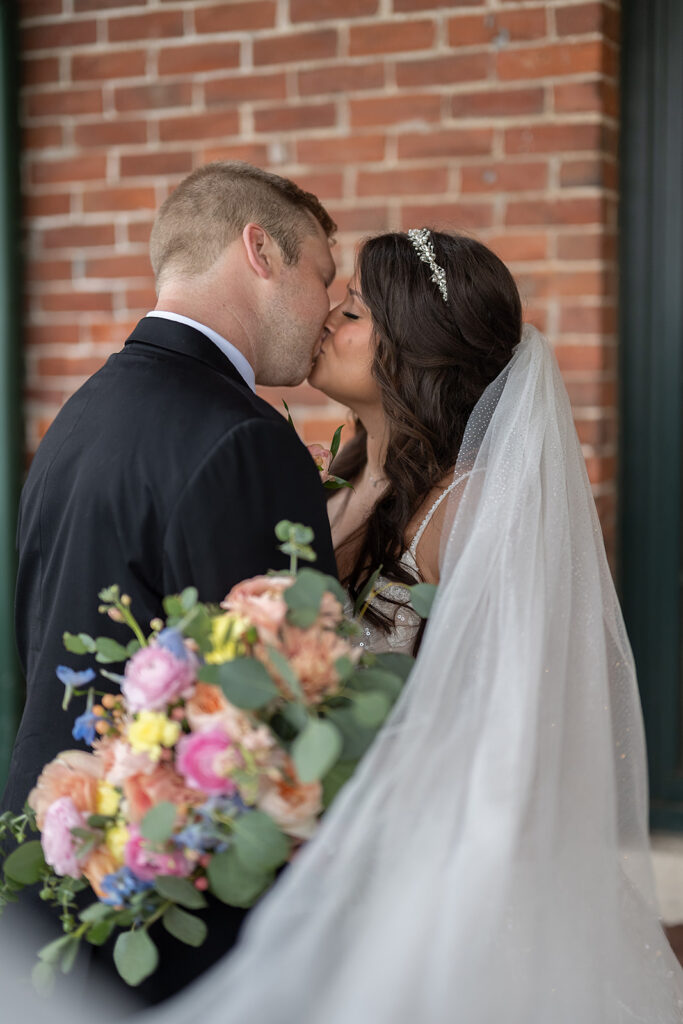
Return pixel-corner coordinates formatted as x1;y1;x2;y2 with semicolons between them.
0;522;432;991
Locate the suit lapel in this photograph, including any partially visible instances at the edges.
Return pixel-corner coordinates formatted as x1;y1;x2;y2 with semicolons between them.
124;317;249;389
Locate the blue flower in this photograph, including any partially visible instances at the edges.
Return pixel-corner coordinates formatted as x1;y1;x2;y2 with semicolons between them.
196;794;247;821
72;709;100;746
173;822;229;854
56;665;96;688
156;628;190;662
100;867;154;907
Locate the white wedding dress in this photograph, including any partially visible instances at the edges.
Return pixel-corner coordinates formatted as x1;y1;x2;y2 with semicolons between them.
130;327;683;1020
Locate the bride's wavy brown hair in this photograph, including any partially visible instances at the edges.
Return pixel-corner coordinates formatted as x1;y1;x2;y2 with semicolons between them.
332;230;522;633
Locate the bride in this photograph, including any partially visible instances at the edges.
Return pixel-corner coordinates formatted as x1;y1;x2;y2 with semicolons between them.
139;230;683;1019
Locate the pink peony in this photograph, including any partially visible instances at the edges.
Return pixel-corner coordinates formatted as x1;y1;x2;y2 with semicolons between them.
176;728;241;796
41;796;89;877
122;644;197;713
124;825;192;882
307;443;333;483
221;575;293;644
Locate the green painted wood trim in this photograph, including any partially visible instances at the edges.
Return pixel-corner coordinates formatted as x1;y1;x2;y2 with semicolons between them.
618;0;683;826
0;5;22;793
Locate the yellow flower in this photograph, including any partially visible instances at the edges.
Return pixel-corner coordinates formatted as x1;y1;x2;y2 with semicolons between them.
205;613;248;665
127;711;181;760
96;781;121;817
105;823;129;864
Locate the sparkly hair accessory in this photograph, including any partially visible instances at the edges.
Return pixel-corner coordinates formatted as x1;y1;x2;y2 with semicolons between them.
407;228;448;303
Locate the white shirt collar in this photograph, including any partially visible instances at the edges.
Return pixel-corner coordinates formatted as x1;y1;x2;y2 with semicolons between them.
145;311;256;392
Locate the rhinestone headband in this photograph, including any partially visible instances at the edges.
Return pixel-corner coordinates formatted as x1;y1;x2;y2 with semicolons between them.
407;228;448;303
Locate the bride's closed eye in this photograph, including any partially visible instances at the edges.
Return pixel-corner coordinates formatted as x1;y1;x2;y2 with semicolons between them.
343;311;360;321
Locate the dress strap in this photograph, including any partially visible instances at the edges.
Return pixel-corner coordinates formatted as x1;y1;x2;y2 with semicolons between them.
408;475;467;557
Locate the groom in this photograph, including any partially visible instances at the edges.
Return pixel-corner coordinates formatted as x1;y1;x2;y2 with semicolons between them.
3;162;338;1002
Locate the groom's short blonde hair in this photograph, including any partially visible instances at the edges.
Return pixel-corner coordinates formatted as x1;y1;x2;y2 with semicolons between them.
150;161;336;288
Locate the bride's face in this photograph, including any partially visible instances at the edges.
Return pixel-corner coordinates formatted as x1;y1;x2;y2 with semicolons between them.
308;278;380;408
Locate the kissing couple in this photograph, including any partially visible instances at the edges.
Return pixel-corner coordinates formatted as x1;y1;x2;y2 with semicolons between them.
5;162;683;1022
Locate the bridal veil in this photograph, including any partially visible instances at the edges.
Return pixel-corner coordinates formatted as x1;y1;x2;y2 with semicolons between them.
143;325;683;1022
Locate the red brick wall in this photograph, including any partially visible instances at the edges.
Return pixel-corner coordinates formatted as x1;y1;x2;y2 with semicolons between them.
19;0;620;555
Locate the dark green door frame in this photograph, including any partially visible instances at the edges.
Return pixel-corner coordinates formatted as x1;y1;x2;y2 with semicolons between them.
0;4;21;793
619;0;683;829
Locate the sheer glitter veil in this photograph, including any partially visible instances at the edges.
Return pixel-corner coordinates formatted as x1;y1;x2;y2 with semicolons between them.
141;325;683;1023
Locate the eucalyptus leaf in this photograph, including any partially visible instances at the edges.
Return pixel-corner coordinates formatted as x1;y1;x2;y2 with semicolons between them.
280;701;308;733
80;901;114;924
265;645;303;700
180;587;198;612
284;570;326;616
326;707;377;761
113;930;159;987
162;905;207;948
199;659;280;709
38;934;74;965
94;637;130;665
232;811;290;873
208;848;273;908
60;937;81;974
86;920;115;946
372;651;416;682
350;689;391;728
322;760;355;808
292;717;342;783
163;595;184;618
126;640;141;657
62;632;89;655
408;582;438;619
31;961;55;995
4;840;47;885
139;802;176;843
347;667;403;701
154;875;207;910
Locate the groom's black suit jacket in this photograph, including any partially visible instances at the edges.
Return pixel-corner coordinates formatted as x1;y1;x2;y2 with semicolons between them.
3;316;336;1004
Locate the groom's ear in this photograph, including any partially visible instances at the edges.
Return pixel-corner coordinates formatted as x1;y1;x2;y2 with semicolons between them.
242;222;280;280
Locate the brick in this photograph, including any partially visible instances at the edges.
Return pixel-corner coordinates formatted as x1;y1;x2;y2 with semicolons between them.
516;269;607;300
505;197;603;226
350;19;434;56
285;172;344;199
42;224;116;250
23;124;63;149
584;454;617;486
291;0;376;20
559;304;616;334
297;134;386;164
30;153;107;185
74;120;148;148
25;323;80;348
359;165;448;197
202;143;269;164
557;230;613;261
205;72;287;106
397;52;490;87
40;290;113;313
451;86;545;118
22;20;96;51
394;0;483;9
125;287;157;311
555;3;613;37
72;50;147;82
555;343;613;373
448;8;547;47
195;1;276;32
82;186;157;213
108;10;184;42
554;79;609;114
85;254;152;278
327;205;391;232
128;221;153;244
158;42;240;76
114;82;193;113
298;63;384;97
461;161;548;193
75;0;145;8
22;0;63;15
21;57;61;87
400;201;493;230
38;355;107;378
565;377;616;408
254;30;337;66
497;41;604;80
301;416;350;444
254;102;336;133
158;111;240;143
23;193;72;217
398;127;492;159
559;157;615;188
351;93;441;128
26;87;103;118
120;151;193;178
486;232;548;262
25;260;72;284
505;123;602;154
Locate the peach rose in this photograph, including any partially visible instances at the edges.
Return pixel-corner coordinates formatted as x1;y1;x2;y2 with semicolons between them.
307;443;332;483
257;772;322;840
258;622;357;704
122;762;206;824
82;846;119;901
101;738;156;787
221;575;293;643
28;750;102;830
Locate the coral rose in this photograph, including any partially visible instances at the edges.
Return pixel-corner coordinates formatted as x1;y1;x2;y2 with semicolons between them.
221;575;293;644
122;644;197;713
123;763;205;824
257;773;322;840
124;825;192;882
28;750;102;830
82;846;119;901
41;796;89;877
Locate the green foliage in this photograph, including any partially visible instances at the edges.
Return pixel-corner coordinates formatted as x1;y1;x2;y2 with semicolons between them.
354;567;383;617
265;645;303;700
140;802;176;844
199;659;280;709
208;848;273;908
329;424;344;458
4;840;47;885
62;632;96;655
232;811;290;873
154;875;207;910
94;636;130;664
275;520;317;569
162;905;207;948
113;930;159;986
326;707;377;761
292;717;343;783
408;582;438;619
349;690;391;728
371;651;416;681
322;760;355;808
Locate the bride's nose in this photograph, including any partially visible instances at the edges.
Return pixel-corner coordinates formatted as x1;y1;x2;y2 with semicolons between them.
323;300;344;333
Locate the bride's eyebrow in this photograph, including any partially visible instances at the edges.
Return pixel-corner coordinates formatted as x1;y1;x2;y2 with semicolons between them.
348;287;363;300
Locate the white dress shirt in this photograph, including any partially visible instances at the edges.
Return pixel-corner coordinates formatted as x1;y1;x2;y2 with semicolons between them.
145;310;256;392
